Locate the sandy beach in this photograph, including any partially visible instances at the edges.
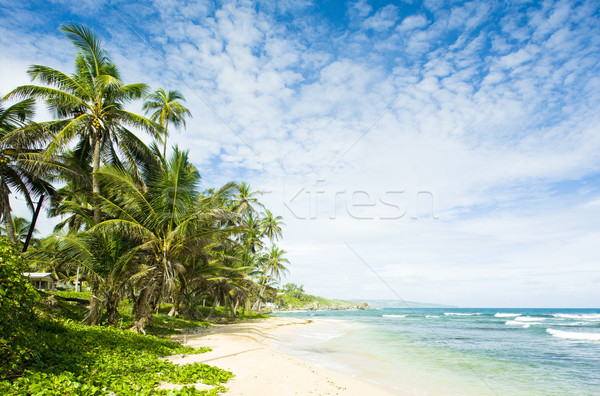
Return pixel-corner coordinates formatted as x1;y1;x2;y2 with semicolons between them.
163;317;396;395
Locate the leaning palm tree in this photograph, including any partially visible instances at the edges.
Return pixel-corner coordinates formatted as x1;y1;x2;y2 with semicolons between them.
0;97;54;244
7;23;161;224
143;89;191;158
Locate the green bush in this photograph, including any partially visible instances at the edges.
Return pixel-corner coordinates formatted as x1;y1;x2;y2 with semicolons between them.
0;236;39;378
0;319;233;395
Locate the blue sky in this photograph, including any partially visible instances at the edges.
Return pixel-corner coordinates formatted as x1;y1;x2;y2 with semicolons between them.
1;0;600;307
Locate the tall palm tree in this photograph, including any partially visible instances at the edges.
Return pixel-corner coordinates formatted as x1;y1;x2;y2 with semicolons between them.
143;89;191;158
7;23;160;224
0;97;54;244
232;182;263;216
262;245;289;283
260;209;284;243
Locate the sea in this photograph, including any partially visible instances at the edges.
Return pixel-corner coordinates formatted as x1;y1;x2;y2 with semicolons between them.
272;308;600;395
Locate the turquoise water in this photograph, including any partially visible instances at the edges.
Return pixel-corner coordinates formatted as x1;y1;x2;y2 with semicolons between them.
273;308;600;395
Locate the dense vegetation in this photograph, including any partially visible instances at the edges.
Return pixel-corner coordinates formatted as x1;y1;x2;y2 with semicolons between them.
0;22;289;392
273;283;357;310
0;237;38;378
0;22;288;330
0;317;233;395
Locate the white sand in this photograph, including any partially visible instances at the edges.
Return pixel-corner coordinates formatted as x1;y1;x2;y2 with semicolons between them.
163;317;396;395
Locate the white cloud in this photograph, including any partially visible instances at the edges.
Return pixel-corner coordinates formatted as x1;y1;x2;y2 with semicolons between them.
2;0;600;306
398;14;429;31
362;4;399;31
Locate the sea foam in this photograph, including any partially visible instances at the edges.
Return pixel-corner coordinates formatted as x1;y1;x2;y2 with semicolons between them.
382;314;406;318
515;316;546;322
444;312;480;316
546;328;600;341
505;320;544;328
553;313;600;320
494;313;521;318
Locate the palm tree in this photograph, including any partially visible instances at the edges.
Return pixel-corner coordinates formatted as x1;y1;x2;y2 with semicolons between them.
232;182;263;216
251;245;289;311
0;216;35;245
0;97;54;244
94;147;237;332
260;209;284;242
262;245;290;282
242;212;264;253
7;23;160;224
143;89;191;158
29;230;143;325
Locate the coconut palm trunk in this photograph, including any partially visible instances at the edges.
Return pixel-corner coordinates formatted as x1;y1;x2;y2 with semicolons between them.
105;289;120;326
92;137;102;224
163;118;169;159
131;286;153;333
87;284;103;326
1;186;17;244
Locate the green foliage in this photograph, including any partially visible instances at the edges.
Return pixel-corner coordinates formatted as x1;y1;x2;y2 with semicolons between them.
274;283;355;310
0;319;232;395
0;236;39;378
37;292;90;322
50;290;92;300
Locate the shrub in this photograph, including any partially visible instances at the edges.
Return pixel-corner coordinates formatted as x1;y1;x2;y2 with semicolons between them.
0;236;39;378
0;319;232;395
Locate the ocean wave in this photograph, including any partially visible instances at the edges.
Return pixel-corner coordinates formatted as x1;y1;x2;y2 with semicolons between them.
382;314;406;318
515;316;547;322
494;313;522;318
553;313;600;320
425;315;438;318
505;320;545;328
546;328;600;341
443;312;480;316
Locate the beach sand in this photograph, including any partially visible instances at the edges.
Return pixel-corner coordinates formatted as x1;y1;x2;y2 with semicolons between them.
162;317;397;395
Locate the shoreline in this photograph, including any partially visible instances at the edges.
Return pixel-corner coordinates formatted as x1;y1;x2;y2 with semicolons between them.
164;317;397;395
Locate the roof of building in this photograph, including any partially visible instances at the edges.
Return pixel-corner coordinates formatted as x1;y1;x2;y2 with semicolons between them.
23;272;57;280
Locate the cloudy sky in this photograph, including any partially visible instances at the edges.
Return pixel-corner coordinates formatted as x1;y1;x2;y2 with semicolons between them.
1;0;599;307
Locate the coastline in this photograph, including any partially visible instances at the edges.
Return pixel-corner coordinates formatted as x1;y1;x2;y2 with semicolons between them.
164;317;398;395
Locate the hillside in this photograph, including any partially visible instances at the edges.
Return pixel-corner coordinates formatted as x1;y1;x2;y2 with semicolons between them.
270;284;368;311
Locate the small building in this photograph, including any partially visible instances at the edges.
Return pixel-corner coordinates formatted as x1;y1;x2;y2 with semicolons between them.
23;272;57;291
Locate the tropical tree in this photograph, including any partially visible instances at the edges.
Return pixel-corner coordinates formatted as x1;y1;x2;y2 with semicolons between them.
251;245;289;310
262;245;289;282
260;209;284;243
242;212;263;253
0;97;54;244
232;182;262;216
143;88;191;158
7;23;160;224
0;216;35;246
29;230;142;325
94;147;236;332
